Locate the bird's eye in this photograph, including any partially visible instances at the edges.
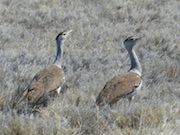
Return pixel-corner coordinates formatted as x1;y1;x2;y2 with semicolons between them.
63;33;66;36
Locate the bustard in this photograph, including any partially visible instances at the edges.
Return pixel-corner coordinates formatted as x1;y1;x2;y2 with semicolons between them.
26;30;73;104
96;36;143;106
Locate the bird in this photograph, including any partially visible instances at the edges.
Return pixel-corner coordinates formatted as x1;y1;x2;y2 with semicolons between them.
96;36;143;106
26;30;73;104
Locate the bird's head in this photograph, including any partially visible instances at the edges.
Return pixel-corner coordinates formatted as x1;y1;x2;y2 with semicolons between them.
124;36;143;50
56;30;73;41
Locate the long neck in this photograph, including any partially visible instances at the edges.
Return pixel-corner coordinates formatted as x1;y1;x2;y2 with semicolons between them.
53;38;63;66
127;48;142;76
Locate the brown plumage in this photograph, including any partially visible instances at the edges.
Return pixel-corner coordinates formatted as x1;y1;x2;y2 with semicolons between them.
27;65;65;103
96;72;142;106
96;36;143;106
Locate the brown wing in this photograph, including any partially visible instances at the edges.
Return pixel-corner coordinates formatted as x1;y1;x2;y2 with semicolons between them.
96;72;142;106
27;65;65;102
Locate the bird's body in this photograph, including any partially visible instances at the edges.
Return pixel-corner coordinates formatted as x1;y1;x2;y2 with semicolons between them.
96;71;142;106
27;65;65;103
27;30;72;104
96;36;143;106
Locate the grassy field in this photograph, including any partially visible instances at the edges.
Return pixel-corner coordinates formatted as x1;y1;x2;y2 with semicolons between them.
0;0;180;134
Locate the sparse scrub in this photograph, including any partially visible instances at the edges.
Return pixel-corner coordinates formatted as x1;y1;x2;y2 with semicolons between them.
0;0;180;135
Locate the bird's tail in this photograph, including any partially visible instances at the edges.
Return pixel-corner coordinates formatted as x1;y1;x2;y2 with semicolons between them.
12;86;29;110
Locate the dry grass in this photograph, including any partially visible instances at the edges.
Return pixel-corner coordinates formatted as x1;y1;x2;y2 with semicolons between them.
0;0;180;134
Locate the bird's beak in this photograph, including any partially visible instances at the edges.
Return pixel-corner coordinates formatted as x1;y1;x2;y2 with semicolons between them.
67;30;73;35
135;36;143;40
